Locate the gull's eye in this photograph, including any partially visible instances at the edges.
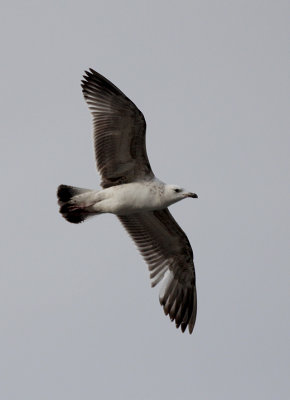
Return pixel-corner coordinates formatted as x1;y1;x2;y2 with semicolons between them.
174;188;182;193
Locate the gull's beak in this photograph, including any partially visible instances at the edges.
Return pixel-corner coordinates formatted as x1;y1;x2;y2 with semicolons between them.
185;192;198;199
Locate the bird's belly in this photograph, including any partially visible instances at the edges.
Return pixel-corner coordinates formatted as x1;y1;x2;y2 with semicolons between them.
106;183;162;215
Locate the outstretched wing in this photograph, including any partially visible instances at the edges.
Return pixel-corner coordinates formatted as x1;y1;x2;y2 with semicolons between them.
118;209;197;334
81;69;154;188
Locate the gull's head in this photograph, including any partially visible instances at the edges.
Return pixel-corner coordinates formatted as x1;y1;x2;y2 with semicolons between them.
165;185;198;206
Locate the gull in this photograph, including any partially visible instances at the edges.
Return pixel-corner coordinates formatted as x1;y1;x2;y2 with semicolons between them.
57;69;198;334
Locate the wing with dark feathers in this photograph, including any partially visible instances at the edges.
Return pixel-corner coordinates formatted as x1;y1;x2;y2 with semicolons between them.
81;69;154;188
118;209;197;334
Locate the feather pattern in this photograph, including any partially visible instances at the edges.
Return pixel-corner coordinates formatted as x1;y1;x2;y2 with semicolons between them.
119;208;197;334
79;68;198;334
81;69;154;188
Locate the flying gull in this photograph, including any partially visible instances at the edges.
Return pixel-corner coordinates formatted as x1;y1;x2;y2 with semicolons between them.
57;69;198;334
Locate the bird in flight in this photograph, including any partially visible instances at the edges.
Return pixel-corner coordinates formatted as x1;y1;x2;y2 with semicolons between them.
57;69;198;333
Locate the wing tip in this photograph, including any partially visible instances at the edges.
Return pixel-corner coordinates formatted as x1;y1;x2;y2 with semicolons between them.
159;277;197;334
81;68;122;98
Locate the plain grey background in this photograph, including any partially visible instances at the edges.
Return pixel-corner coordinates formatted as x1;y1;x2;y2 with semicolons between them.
1;1;289;399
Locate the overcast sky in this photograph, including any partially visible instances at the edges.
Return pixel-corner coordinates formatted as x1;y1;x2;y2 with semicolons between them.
1;1;289;399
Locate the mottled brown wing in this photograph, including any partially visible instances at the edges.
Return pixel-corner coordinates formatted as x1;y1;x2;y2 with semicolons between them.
81;69;154;188
118;209;197;334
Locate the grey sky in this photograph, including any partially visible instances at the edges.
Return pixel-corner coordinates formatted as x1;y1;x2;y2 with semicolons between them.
1;1;289;399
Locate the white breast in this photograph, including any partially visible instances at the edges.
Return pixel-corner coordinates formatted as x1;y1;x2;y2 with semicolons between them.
104;182;163;215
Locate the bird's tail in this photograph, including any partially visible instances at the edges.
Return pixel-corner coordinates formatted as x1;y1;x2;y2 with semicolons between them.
57;184;95;224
